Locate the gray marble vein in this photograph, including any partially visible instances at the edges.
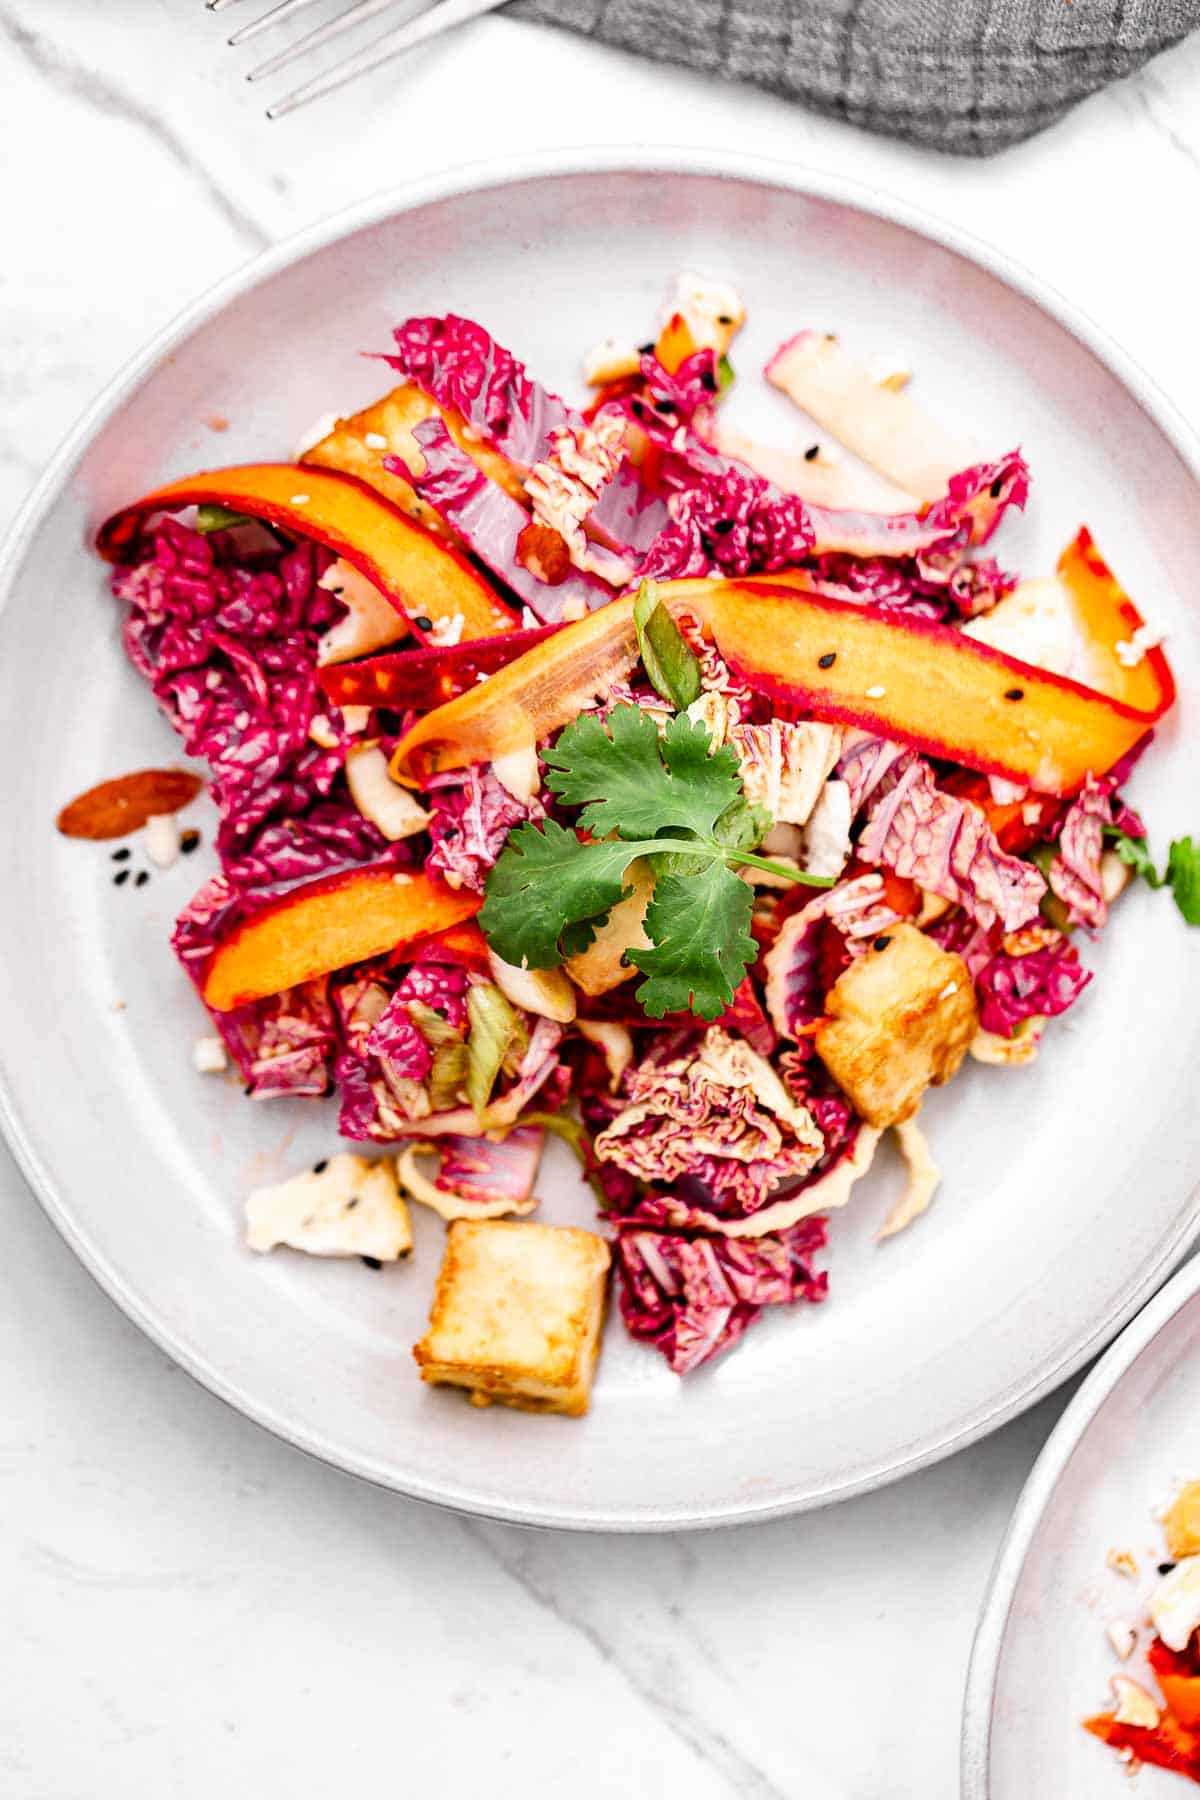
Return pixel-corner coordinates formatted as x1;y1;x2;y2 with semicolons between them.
1123;68;1200;176
0;8;270;253
460;1518;797;1800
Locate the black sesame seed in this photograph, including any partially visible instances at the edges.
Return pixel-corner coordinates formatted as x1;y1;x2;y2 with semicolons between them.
111;847;131;863
990;477;1004;499
699;369;717;393
414;615;434;634
818;651;837;669
637;341;655;356
1159;1561;1178;1576
180;829;201;854
243;1083;254;1096
312;1159;328;1174
630;399;646;420
345;1196;359;1210
717;314;734;326
804;444;821;463
1004;687;1025;701
712;519;735;536
113;869;130;887
361;1255;383;1271
873;935;892;952
135;870;149;888
655;398;677;417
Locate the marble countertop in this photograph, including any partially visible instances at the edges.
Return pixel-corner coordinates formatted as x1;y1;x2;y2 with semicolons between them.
4;6;1200;1795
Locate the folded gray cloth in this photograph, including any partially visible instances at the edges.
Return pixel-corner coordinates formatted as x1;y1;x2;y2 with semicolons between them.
508;0;1200;154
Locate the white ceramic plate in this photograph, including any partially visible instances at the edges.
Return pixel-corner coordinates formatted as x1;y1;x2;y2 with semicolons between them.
963;1252;1200;1796
2;151;1199;1531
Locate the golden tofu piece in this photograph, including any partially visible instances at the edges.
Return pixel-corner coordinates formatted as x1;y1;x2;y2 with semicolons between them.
413;1220;611;1417
1165;1482;1200;1560
814;922;978;1128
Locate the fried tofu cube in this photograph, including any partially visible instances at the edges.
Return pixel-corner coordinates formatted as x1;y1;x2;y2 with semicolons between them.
814;922;978;1128
413;1220;611;1417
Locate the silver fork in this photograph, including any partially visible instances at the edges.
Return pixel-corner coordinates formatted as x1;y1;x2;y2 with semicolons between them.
207;0;512;118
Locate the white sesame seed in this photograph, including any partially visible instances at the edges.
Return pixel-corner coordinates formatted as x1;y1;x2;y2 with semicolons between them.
363;432;388;451
290;493;311;506
865;684;887;699
145;811;180;869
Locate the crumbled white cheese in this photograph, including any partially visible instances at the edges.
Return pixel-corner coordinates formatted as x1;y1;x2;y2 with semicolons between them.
582;335;642;387
1115;622;1166;668
1148;1554;1200;1650
1110;1674;1160;1729
246;1153;411;1260
345;745;430;841
192;1035;228;1074
144;811;180;869
291;411;341;460
1106;1620;1137;1661
308;714;340;750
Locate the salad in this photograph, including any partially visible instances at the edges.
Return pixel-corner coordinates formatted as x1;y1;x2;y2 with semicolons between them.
80;275;1196;1414
1086;1483;1200;1783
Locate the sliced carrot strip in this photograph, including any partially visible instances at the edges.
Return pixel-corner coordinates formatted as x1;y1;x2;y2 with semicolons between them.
97;463;518;641
390;575;1174;795
201;865;480;1011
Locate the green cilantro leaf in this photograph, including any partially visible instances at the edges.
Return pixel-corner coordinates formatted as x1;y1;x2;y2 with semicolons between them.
630;862;756;1019
633;580;702;710
480;704;835;1018
477;818;640;968
1103;826;1200;924
543;706;742;842
1166;836;1200;924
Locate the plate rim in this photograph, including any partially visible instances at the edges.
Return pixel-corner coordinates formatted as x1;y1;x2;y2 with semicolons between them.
959;1249;1200;1796
2;145;1199;1532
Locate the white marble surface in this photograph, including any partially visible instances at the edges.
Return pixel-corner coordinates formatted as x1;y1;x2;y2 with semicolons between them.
3;5;1200;1795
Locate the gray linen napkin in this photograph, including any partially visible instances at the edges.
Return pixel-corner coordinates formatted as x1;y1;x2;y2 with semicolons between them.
508;0;1200;154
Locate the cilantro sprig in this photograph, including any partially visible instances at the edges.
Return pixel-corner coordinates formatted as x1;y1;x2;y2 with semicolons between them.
478;704;833;1020
1104;827;1200;925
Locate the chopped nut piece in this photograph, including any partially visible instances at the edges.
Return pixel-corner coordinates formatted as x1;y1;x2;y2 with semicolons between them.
1165;1482;1200;1559
1106;1547;1140;1578
345;744;431;841
315;560;407;665
414;1220;610;1416
144;810;180;868
1110;1675;1159;1729
1106;1620;1137;1661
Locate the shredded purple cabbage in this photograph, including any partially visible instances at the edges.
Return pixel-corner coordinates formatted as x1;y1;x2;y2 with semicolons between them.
976;939;1092;1037
425;765;538;894
113;518;393;883
614;1218;828;1373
